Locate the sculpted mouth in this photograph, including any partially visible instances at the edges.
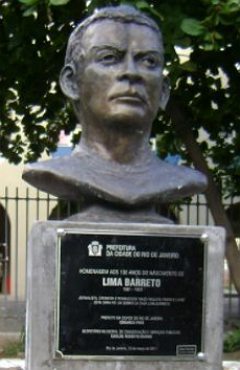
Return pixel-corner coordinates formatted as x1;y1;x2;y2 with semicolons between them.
110;93;146;104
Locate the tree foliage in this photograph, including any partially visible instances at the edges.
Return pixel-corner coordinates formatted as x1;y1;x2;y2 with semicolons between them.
0;0;240;198
0;0;85;162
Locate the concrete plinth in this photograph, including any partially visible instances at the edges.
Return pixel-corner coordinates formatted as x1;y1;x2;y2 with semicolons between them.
26;221;225;370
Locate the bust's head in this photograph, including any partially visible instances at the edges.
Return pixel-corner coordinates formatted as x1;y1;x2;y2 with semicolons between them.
22;6;207;208
60;5;169;137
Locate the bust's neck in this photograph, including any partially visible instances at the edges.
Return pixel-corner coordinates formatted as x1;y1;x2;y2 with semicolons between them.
78;120;151;164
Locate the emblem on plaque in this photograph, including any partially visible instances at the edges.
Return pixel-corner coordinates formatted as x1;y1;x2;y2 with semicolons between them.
87;241;103;257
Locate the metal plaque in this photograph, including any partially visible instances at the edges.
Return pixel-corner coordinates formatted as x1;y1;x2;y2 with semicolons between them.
55;229;206;360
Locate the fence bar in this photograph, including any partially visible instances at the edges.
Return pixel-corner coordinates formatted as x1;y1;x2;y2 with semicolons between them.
15;187;19;300
3;187;9;301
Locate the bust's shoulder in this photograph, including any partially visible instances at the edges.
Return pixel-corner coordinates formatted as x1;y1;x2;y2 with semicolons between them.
22;152;207;205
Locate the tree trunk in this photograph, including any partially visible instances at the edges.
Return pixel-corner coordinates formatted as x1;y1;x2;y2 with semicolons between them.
167;97;240;293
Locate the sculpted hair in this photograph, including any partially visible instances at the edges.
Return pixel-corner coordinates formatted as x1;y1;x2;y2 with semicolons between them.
64;5;163;68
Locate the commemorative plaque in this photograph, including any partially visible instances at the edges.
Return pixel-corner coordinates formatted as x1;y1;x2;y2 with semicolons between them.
55;229;206;360
26;222;224;370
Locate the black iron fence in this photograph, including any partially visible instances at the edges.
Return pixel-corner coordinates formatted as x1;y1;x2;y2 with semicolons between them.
0;186;239;331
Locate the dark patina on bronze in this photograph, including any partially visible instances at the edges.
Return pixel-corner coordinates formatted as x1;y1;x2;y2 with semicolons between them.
23;6;207;221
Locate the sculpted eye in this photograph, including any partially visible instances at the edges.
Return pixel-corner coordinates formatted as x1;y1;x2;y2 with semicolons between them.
141;55;161;69
97;51;119;65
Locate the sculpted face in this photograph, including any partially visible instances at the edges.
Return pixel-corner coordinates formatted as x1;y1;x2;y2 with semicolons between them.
73;20;166;130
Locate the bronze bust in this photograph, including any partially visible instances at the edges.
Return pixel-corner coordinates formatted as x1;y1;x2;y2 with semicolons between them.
23;6;207;221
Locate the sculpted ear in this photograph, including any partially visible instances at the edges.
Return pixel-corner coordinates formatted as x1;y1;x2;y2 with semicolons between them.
159;77;170;111
59;64;79;100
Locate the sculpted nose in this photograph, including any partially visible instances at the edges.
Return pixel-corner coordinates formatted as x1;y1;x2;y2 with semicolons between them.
118;56;142;83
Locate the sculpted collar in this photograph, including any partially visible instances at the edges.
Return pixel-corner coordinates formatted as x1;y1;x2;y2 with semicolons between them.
23;148;207;206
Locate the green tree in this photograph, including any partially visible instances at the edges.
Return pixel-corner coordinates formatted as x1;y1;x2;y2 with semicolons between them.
1;0;240;289
0;0;86;162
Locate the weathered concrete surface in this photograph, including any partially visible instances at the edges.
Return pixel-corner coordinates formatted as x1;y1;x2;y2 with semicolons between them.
2;360;240;370
0;302;25;333
26;221;225;370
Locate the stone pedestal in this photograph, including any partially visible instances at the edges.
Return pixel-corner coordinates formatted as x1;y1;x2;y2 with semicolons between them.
26;221;225;370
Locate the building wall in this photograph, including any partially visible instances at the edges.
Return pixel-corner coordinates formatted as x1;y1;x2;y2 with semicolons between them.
0;160;58;300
